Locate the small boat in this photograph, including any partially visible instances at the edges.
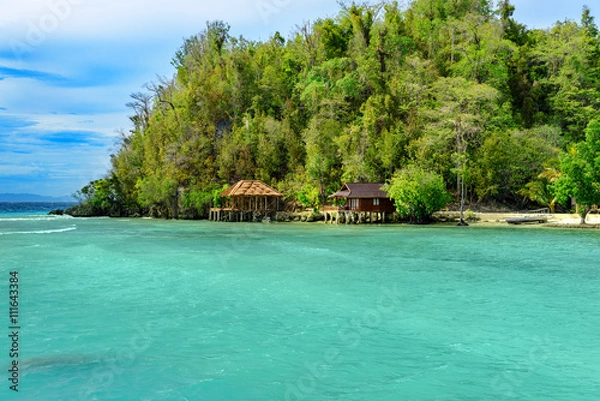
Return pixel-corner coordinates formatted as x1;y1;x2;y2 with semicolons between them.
505;216;548;225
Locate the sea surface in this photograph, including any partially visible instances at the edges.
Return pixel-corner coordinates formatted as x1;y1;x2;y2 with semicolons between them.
1;203;599;400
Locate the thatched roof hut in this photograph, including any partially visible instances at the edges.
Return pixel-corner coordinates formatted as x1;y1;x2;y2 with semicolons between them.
220;180;283;198
219;180;283;211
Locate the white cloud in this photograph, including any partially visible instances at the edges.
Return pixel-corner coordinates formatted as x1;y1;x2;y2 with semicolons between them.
2;0;342;48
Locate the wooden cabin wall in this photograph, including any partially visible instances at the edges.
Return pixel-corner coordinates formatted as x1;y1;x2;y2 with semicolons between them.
355;198;396;213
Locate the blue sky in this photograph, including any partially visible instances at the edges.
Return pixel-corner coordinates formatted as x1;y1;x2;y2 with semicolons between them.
0;0;594;197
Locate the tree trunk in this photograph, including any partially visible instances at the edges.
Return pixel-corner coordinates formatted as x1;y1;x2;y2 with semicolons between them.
456;118;468;227
319;178;326;209
580;207;590;224
458;176;468;226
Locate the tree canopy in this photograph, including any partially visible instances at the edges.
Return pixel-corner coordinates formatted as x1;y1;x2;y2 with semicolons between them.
553;119;600;223
385;165;451;223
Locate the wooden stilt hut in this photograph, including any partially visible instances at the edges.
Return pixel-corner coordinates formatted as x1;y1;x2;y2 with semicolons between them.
324;183;396;224
209;180;283;222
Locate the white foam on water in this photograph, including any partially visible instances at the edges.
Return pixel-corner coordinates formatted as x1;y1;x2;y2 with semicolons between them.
0;215;74;222
0;226;77;236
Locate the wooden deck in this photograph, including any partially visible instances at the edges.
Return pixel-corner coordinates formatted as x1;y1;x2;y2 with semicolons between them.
322;208;391;224
209;208;277;222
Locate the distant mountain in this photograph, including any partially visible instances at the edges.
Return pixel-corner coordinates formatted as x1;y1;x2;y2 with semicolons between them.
0;193;76;203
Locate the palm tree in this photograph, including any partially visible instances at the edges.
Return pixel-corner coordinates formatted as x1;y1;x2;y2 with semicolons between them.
518;166;562;213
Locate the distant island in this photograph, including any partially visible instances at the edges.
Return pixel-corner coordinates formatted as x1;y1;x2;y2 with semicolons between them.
0;193;76;203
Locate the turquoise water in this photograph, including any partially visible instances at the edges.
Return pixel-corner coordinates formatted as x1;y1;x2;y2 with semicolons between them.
1;206;600;400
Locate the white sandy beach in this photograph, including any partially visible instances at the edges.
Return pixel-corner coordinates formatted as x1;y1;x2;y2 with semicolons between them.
470;212;600;227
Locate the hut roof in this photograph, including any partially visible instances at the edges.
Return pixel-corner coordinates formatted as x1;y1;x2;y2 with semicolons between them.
220;180;283;197
329;183;388;199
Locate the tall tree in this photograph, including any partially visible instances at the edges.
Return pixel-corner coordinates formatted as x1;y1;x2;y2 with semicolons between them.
419;77;499;223
303;117;342;204
553;119;600;224
532;20;600;142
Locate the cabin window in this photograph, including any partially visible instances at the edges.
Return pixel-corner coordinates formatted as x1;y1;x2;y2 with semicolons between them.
349;198;359;209
373;198;380;206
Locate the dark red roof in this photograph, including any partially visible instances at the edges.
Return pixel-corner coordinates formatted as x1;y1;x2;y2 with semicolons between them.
330;183;389;199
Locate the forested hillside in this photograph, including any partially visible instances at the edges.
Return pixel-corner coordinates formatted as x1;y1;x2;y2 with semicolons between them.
73;0;600;219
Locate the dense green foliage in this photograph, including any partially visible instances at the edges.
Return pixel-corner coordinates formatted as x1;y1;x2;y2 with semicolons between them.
74;1;600;218
385;166;451;222
553;119;600;223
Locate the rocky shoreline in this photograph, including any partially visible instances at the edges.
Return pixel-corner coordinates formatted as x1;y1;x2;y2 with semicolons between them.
49;206;600;228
